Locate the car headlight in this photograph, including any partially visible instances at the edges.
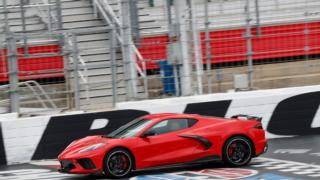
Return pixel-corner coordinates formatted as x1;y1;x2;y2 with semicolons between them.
78;143;107;153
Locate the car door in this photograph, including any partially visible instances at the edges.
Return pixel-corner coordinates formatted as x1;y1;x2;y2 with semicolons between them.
133;119;203;169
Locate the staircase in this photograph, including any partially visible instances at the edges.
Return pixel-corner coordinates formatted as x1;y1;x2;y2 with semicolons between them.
62;0;148;110
60;0;147;110
0;0;48;44
61;0;120;110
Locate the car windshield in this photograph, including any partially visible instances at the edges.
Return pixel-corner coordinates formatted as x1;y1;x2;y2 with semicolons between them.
105;118;153;139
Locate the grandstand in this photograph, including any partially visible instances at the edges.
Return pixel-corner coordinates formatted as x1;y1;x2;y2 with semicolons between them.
1;0;320;114
138;0;320;68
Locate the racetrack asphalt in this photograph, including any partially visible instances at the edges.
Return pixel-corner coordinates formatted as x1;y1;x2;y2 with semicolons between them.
1;135;320;180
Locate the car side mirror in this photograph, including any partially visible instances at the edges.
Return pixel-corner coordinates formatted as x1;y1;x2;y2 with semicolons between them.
141;131;156;138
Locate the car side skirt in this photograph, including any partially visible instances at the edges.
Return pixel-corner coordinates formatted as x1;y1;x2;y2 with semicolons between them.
134;155;221;172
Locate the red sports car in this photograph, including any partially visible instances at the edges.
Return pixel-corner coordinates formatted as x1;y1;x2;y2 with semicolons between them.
58;113;267;178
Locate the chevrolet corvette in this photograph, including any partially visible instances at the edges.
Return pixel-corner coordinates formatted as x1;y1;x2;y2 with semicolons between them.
58;113;267;178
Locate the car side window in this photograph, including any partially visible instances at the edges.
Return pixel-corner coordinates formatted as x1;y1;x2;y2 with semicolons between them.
148;118;197;135
188;119;197;127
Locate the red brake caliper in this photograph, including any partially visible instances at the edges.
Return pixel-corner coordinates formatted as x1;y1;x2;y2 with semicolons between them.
228;143;236;156
121;155;128;170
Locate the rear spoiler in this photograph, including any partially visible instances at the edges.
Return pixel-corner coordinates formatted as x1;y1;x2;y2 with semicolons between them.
231;114;262;122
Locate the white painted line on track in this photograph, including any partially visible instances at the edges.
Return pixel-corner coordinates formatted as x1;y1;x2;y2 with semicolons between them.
29;160;60;166
254;157;320;177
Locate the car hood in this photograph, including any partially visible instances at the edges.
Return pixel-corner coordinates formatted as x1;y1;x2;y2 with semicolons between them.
58;135;114;157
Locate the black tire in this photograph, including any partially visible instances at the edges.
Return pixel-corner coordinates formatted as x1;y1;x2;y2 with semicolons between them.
103;148;134;178
222;136;253;166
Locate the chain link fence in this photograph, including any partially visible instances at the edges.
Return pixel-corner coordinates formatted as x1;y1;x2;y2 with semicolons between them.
136;0;320;97
0;32;71;115
1;0;320;115
0;0;70;115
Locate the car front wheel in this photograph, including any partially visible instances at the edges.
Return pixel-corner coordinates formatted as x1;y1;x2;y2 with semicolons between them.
222;136;253;166
103;148;133;178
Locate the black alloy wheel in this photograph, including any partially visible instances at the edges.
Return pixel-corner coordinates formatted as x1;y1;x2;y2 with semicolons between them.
222;136;253;166
104;148;133;178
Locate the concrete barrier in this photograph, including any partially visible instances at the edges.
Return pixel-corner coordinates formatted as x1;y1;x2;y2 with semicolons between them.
1;85;320;165
0;110;148;165
118;85;320;139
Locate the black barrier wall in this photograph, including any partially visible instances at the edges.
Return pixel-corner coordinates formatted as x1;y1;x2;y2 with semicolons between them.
32;110;148;160
184;100;232;117
0;124;7;165
182;92;320;136
267;91;320;135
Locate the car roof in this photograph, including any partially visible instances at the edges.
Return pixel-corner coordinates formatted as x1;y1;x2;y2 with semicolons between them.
142;113;199;121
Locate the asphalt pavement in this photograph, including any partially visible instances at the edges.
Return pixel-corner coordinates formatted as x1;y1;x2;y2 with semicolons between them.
1;135;320;180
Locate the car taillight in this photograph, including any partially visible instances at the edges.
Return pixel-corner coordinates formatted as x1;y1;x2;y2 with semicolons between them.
254;123;263;129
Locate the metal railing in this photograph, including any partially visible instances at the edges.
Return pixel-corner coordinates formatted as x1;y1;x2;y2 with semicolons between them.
93;0;146;76
0;80;57;109
34;0;58;33
64;34;89;85
64;33;90;103
93;0;148;98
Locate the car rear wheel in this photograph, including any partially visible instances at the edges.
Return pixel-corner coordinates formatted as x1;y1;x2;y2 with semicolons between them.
103;148;133;178
222;136;253;166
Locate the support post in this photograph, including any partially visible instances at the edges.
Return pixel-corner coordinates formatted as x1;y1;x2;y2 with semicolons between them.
48;0;53;33
189;0;203;95
245;0;254;89
166;0;180;96
62;33;72;110
71;33;80;110
56;0;64;50
129;0;140;48
120;0;138;100
7;34;19;113
173;0;193;96
20;0;28;56
254;0;261;36
303;10;310;61
110;27;118;106
3;0;10;33
204;0;213;94
56;0;63;31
